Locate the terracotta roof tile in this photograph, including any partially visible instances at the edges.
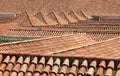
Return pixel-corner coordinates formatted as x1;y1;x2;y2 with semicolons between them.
68;60;79;76
0;54;3;63
86;61;97;76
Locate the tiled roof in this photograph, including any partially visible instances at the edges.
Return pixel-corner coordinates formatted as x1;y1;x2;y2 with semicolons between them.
0;34;95;55
47;12;69;25
68;11;87;21
0;53;119;76
87;32;120;41
41;24;120;32
53;37;120;59
35;12;58;25
59;12;78;23
0;23;20;36
10;11;46;27
7;29;76;37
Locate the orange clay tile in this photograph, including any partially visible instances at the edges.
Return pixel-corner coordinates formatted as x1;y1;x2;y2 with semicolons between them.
95;60;106;76
98;60;106;69
17;72;24;76
77;60;88;76
86;61;97;76
0;54;3;63
68;60;79;76
105;68;113;76
107;60;114;69
10;71;18;76
95;67;104;76
3;71;10;76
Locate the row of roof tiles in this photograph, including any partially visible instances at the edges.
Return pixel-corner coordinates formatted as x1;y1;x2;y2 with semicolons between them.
41;24;120;32
6;29;120;41
7;29;75;37
0;54;120;76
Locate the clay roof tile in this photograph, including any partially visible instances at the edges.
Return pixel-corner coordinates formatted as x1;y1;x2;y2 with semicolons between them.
24;56;30;65
17;56;23;64
31;57;38;65
3;56;10;64
0;54;3;63
39;57;45;65
98;60;106;69
62;58;69;67
107;60;114;69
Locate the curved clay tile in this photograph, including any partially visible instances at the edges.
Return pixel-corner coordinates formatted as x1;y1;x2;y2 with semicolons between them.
10;72;18;76
46;57;53;67
62;58;69;67
25;72;32;76
77;60;88;76
17;72;24;76
105;68;113;76
95;60;106;76
50;65;59;76
89;60;97;69
54;58;61;67
24;56;30;65
34;57;46;75
50;58;61;75
9;56;16;64
68;59;79;76
39;57;46;65
3;71;9;76
105;61;114;76
31;57;38;64
81;60;88;68
3;56;10;64
16;56;23;64
115;63;120;76
0;56;10;73
20;64;29;73
59;58;69;76
107;60;114;69
27;57;38;74
42;57;53;76
10;56;23;76
72;59;79;67
98;60;106;69
86;61;97;76
0;54;3;63
26;56;38;76
3;56;16;76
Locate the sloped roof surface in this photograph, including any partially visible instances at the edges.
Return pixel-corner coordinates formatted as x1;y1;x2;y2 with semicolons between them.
53;37;120;59
35;12;58;25
0;23;20;36
11;11;45;27
0;34;95;55
47;12;69;25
